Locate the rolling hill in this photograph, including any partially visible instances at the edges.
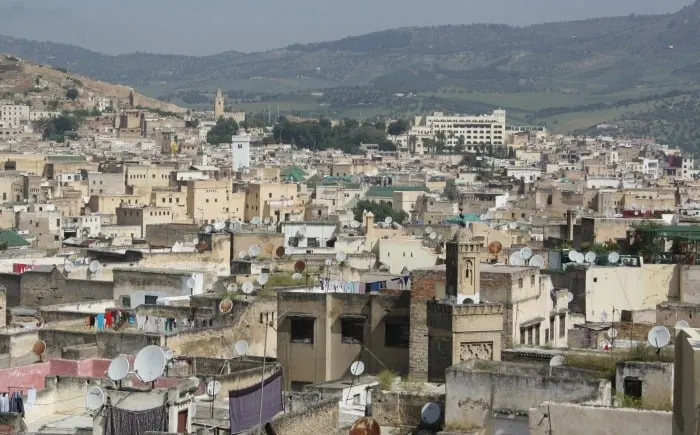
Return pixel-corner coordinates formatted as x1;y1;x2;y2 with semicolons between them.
2;1;700;138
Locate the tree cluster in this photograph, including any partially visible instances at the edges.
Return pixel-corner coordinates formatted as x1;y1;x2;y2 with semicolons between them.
37;114;79;142
207;117;239;145
272;117;395;153
352;200;409;225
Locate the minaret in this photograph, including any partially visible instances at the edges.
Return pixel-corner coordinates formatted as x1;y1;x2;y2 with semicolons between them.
214;89;224;120
446;214;483;299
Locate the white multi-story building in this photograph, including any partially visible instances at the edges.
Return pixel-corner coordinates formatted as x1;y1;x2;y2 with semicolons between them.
231;133;251;171
0;104;30;127
413;109;506;148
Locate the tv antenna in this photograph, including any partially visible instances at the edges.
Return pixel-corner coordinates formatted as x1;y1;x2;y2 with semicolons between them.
420;402;441;426
133;345;166;387
107;356;130;388
219;298;233;314
85;386;106;415
345;361;366;403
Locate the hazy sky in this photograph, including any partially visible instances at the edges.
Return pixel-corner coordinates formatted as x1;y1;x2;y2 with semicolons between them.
0;0;693;55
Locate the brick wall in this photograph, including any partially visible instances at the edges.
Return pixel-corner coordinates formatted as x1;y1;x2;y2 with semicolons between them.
409;267;446;381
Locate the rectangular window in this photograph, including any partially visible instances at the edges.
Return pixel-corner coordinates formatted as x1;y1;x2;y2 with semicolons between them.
384;321;410;348
341;319;364;344
550;317;555;340
122;296;131;308
520;328;525;345
288;237;299;247
544;329;549;344
144;295;158;305
535;324;540;346
290;318;314;344
527;327;533;345
530;275;535;286
559;314;566;338
518;278;523;289
307;237;319;248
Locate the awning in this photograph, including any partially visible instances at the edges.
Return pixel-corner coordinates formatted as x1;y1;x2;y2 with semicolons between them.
339;314;367;321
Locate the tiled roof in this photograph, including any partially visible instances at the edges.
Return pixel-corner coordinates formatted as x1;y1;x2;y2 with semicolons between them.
0;230;30;248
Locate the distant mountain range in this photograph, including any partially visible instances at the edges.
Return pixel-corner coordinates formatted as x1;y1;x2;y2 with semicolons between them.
2;1;700;138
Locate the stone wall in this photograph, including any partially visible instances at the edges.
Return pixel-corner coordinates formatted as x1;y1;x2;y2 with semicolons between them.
242;398;341;435
446;360;608;429
528;402;672;435
0;269;114;308
615;361;673;409
145;223;200;247
409;267;445;381
373;390;445;428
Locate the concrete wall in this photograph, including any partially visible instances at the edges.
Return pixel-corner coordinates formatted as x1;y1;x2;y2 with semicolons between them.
0;269;114;308
680;265;700;304
616;361;673;409
445;360;608;429
529;402;672;435
373;390;445;428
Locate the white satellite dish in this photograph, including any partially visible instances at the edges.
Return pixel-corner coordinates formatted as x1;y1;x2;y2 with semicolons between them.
574;252;585;264
509;252;525;266
192;237;199;245
257;273;269;285
608;252;620;264
227;283;238;293
234;340;249;357
251;216;261;225
429;231;438;240
549;355;565;367
425;226;433;234
88;260;100;273
241;281;255;294
213;221;225;231
350;360;365;376
204;225;214;233
297;225;307;237
325;258;333;266
519;247;533;260
350;220;361;229
509;222;518;230
585;251;597;263
164;349;174;361
480;214;488;221
567;250;578;262
107;356;130;381
384;216;393;225
600;311;609;322
529;255;545;268
420;402;441;425
607;328;618;339
263;217;271;225
133;345;167;383
248;244;260;257
292;272;303;280
85;387;105;412
186;277;196;289
675;320;690;329
336;251;347;262
565;292;574;303
647;326;671;349
64;262;75;273
238;250;247;259
206;380;222;397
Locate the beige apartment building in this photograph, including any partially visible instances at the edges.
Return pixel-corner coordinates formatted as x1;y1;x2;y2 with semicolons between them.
87;171;125;196
186;179;244;224
151;188;188;221
126;165;173;189
16;210;62;250
86;194;147;214
116;205;174;237
0;173;25;203
244;182;299;223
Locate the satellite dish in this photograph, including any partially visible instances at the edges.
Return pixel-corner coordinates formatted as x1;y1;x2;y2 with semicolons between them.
251;216;261;225
607;328;618;339
192;237;200;245
213;221;225;231
565;292;574;303
574;252;585;264
107;356;130;381
133;345;167;383
519;247;533;260
85;387;105;412
32;340;46;357
350;361;365;376
241;281;255;294
263;217;271;225
275;246;286;257
488;241;503;254
425;226;433;234
529;255;545;268
647;326;671;349
263;242;274;254
509;222;518;230
64;262;75;273
675;320;690;329
297;225;307;237
186;277;196;289
238;250;247;259
204;225;214;233
336;251;347;262
219;298;233;314
495;212;503;219
88;260;100;273
350;220;361;229
480;214;488;221
600;311;609;322
257;273;269;285
248;244;260;257
429;232;438;240
567;250;579;262
585;251;597;263
206;380;222;397
325;259;333;266
384;216;393;225
292;272;303;280
420;402;441;425
509;252;525;266
549;355;565;367
234;340;249;357
226;283;238;293
164;349;174;361
294;260;306;273
608;252;620;264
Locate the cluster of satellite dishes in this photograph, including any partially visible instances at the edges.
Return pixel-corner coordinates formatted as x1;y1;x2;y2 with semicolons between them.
508;246;545;268
422;226;442;243
377;216;402;230
85;345;177;415
63;258;102;277
565;249;621;266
